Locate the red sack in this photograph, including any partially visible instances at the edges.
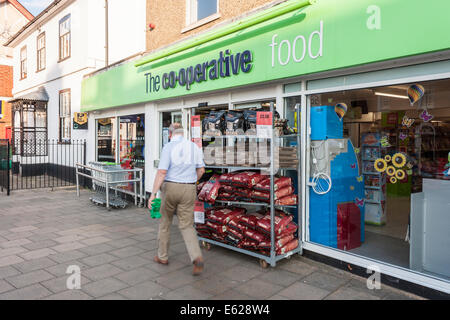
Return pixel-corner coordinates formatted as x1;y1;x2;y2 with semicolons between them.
244;229;267;243
197;181;206;194
231;172;266;189
218;173;236;186
239;215;260;230
250;190;270;203
220;185;236;193
275;194;298;206
258;236;296;251
256;215;293;236
216;192;235;201
226;227;245;241
277;222;298;239
240;240;258;250
251;186;294;202
227;216;246;233
254;177;293;192
276;234;295;248
198;175;221;203
277;239;299;255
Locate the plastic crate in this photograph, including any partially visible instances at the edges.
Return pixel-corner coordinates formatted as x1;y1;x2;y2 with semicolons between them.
310;106;343;141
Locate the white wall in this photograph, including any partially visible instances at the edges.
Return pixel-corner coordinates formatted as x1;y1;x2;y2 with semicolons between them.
107;0;146;65
9;0;147;167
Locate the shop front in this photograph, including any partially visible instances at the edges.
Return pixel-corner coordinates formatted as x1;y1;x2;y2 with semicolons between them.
81;0;450;295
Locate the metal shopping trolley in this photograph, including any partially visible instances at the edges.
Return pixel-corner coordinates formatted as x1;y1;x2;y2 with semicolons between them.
89;162;129;208
76;162;144;210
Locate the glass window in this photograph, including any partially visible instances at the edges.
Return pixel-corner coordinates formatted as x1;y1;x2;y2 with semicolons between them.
119;114;145;170
188;0;218;24
97;117;117;162
59;90;71;142
160;111;182;151
37;33;46;71
20;46;27;79
307;78;450;282
59;14;71;61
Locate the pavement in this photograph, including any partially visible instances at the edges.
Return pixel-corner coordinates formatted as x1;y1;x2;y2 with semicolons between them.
0;188;423;300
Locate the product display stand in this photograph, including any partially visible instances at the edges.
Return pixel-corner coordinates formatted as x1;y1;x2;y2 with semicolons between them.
361;133;387;225
197;103;301;268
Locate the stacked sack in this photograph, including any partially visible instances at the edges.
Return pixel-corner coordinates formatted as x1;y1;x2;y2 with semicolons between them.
197;171;298;206
196;207;299;256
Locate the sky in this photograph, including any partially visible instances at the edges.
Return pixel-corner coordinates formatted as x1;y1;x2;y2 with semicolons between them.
19;0;54;17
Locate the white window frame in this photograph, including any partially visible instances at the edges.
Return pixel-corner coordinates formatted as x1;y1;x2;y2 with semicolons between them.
59;89;71;142
20;46;27;79
183;0;220;33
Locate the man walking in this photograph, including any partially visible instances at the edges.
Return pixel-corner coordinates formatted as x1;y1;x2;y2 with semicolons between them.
148;123;206;275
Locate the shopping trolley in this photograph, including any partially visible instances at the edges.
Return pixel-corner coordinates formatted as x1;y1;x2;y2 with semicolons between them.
75;162;144;210
89;162;129;208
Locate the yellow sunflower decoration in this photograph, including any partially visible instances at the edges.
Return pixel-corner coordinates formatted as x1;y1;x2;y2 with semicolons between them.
384;155;392;162
396;169;406;180
374;159;387;173
386;166;396;176
390;177;398;184
392;153;407;168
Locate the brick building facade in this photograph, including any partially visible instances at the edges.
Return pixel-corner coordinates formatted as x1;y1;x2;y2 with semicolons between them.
146;0;285;52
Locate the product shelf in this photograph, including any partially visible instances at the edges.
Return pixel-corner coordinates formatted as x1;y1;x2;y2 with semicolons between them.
198;237;302;266
196;102;301;268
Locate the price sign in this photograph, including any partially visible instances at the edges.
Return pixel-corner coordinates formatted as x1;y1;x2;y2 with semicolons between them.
194;201;205;224
257;112;273;138
191;115;202;148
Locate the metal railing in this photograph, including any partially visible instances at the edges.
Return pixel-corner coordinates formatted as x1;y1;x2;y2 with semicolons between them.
8;140;86;192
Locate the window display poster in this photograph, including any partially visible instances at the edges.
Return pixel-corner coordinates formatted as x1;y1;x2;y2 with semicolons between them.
256;111;273;138
162;128;169;147
191;115;202;148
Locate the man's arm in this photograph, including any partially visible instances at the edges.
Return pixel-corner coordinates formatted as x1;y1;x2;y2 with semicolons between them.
196;167;205;181
148;169;167;208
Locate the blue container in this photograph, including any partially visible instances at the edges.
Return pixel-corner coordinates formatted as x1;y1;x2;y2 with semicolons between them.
310;106;343;141
309;140;365;248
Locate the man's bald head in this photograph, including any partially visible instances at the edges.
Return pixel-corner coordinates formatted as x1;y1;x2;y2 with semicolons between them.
169;123;184;136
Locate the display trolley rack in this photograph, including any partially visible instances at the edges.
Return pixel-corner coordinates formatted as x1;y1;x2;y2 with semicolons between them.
75;162;145;210
197;102;302;268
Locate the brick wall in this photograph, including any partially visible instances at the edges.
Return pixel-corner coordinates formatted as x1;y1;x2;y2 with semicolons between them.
146;0;285;52
0;65;13;98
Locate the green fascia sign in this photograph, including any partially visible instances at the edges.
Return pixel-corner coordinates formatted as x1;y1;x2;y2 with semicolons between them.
81;0;450;111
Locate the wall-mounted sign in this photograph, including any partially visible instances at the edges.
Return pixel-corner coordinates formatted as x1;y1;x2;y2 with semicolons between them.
73;112;88;130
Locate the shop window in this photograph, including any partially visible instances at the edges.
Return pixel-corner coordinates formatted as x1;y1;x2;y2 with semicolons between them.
187;0;218;25
20;46;27;79
307;78;450;282
59;14;71;61
97;117;117;162
37;32;46;71
284;82;302;94
119;114;145;170
59;90;71;142
160;111;182;151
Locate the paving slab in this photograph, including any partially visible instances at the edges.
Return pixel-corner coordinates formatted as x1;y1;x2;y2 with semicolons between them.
0;189;424;301
277;282;331;300
82;278;129;298
118;280;169;300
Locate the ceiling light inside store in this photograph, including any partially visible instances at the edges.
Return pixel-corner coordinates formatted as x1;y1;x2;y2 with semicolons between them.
374;92;409;100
